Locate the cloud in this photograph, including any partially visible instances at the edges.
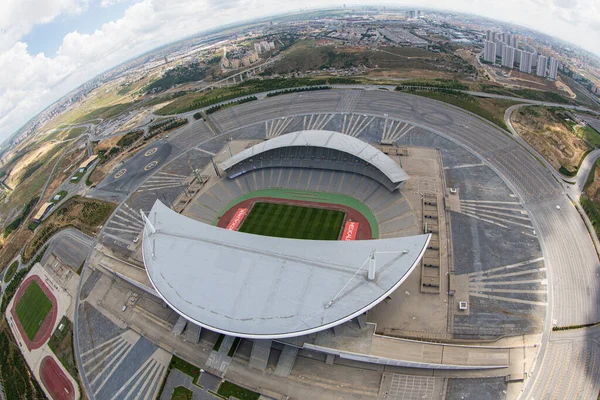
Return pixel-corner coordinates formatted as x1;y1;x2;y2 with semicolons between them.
0;0;89;52
0;0;599;142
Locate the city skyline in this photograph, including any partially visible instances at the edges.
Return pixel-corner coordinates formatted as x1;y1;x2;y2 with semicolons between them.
1;0;599;144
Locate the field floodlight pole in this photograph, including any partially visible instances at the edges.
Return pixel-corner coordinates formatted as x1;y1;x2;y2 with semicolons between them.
368;249;376;281
140;209;156;235
325;249;410;309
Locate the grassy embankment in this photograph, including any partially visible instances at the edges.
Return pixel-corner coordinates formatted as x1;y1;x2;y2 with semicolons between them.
397;88;517;131
22;196;115;263
511;106;600;175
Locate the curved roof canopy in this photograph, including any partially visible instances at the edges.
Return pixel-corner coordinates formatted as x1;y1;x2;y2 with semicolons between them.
142;200;430;339
219;130;409;186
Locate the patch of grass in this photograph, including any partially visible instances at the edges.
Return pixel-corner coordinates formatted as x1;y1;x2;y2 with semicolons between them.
217;381;260;400
23;197;115;262
4;260;19;283
170;356;201;380
215;188;379;238
170;386;193;400
74;102;135;123
3;196;39;238
15;280;53;341
51;190;68;203
581;196;600;239
399;89;511;130
213;334;224;351
116;130;144;147
240;202;345;240
575;125;600;147
559;166;577;176
584;159;600;192
48;316;78;379
479;84;572;104
155;78;328;115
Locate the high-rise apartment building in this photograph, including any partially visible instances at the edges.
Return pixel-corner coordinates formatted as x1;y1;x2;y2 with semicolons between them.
483;40;497;63
520;52;533;73
494;37;504;57
486;30;494;41
549;57;559;79
501;45;515;68
536;55;547;77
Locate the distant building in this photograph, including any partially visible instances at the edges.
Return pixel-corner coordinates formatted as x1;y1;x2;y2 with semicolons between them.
494;37;504;57
32;202;54;222
254;43;262;54
536;55;548;77
515;49;523;65
79;155;98;171
486;30;494;41
520;52;533;73
483;40;497;63
531;52;538;68
509;36;517;48
549;57;559;79
260;41;270;52
501;45;515;68
268;41;276;50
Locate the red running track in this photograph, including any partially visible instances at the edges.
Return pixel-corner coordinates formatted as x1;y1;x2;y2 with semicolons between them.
10;275;58;351
40;356;75;400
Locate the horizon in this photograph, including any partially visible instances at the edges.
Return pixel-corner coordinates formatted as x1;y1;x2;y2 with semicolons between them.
1;1;599;146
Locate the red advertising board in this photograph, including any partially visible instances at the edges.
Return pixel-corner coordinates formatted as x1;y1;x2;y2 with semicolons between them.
226;208;248;230
341;221;359;241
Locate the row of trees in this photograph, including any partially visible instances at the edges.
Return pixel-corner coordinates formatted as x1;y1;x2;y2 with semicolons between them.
205;96;258;114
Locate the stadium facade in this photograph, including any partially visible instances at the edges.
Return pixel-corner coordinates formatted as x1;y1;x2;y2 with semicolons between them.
142;130;429;339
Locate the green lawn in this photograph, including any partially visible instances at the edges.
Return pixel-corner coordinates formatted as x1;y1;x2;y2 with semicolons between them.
217;381;260;400
3;260;19;283
15;280;53;341
170;386;193;400
239;202;344;240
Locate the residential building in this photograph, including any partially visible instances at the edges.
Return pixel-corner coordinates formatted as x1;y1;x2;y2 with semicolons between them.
494;37;504;57
502;45;515;68
483;40;497;63
549;57;559;79
536;55;547;77
520;52;533;73
486;30;494;41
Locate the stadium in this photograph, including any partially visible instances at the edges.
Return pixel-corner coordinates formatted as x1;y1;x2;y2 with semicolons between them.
141;130;431;339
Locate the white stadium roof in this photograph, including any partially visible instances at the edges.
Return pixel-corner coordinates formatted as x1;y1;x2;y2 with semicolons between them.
142;200;430;339
219;130;409;184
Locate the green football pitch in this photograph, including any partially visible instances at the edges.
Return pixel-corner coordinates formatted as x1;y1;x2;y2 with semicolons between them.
15;280;53;341
239;202;345;240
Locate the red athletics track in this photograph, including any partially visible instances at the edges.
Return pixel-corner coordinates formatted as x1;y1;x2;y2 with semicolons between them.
216;197;373;240
40;356;75;400
10;275;58;351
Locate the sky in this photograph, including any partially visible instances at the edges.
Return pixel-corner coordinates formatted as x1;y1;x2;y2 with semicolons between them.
1;0;599;145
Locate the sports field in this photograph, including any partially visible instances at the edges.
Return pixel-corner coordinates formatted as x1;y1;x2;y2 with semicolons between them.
15;280;53;341
239;202;344;240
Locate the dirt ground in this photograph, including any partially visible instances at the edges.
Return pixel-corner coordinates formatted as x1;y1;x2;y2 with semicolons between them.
511;106;591;172
6;142;58;188
365;69;461;80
